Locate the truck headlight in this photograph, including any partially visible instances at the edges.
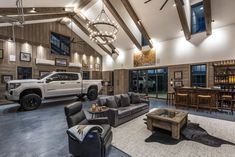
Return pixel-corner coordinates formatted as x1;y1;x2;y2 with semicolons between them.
9;83;21;89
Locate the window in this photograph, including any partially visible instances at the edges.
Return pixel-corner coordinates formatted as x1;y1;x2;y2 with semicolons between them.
49;73;78;81
67;74;79;80
83;71;90;80
191;64;207;87
191;2;206;34
17;67;32;80
141;35;148;47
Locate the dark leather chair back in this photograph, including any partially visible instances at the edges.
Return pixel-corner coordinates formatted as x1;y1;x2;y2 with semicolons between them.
64;102;87;128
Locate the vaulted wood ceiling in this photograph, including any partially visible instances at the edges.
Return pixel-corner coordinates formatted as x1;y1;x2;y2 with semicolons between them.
0;0;234;56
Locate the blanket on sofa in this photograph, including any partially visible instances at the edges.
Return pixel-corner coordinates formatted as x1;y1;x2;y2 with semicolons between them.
67;125;104;142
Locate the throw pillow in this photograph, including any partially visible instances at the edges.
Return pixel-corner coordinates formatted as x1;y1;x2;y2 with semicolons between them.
131;93;141;104
114;95;122;107
98;98;107;106
120;94;130;107
106;98;118;108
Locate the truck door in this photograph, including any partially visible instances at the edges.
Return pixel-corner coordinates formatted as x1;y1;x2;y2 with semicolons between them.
63;73;82;95
44;73;68;97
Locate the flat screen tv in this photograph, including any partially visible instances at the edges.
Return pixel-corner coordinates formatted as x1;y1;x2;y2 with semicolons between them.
50;32;70;56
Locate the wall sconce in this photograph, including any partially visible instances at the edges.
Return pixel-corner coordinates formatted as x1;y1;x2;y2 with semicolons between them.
170;79;174;87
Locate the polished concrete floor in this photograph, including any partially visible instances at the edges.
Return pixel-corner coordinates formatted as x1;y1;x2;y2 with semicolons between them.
0;97;234;157
0;98;130;157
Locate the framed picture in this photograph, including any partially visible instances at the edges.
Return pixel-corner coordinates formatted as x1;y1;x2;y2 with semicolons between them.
39;71;50;77
9;55;16;62
174;71;182;79
0;49;3;59
20;52;31;62
95;63;100;70
174;81;183;87
55;58;67;67
1;75;13;84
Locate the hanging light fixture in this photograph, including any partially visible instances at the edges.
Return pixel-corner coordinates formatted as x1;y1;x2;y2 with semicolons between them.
87;0;118;45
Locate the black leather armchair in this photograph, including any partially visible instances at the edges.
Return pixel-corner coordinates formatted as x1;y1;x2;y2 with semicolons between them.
64;102;113;157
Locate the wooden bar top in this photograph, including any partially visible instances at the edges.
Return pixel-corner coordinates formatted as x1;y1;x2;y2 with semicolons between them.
175;87;221;92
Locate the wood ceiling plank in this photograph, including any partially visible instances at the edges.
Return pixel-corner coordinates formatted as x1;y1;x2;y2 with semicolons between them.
121;0;153;48
174;0;191;40
0;7;67;16
0;13;71;23
78;0;99;10
203;0;212;35
103;0;142;50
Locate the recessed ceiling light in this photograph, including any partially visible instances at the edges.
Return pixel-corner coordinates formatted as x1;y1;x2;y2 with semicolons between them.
173;4;176;7
200;7;203;10
29;8;37;13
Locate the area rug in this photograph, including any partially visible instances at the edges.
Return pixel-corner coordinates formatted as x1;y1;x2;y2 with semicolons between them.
145;122;235;147
112;112;235;157
107;145;131;157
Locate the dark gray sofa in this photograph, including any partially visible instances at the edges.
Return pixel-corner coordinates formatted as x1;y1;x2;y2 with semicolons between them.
98;93;150;127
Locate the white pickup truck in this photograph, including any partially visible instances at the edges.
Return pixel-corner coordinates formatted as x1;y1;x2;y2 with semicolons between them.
4;72;102;111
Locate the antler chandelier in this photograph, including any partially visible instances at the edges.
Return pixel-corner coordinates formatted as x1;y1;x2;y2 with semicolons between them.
87;0;118;45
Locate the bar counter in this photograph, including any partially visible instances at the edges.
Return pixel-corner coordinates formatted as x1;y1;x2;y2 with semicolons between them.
174;87;221;110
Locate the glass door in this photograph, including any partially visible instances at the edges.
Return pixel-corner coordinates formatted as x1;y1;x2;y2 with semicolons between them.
156;68;168;99
147;69;157;98
129;68;168;99
137;70;148;96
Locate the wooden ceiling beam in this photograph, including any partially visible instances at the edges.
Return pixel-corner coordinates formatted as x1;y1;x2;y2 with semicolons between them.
203;0;212;35
121;0;153;48
103;0;142;50
0;7;69;16
71;15;112;56
77;0;99;10
174;0;191;40
0;13;71;23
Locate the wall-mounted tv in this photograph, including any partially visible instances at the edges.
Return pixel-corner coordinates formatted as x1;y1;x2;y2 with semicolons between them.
50;32;70;56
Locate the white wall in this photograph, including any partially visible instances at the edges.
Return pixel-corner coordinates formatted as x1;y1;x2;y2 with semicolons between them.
103;24;235;71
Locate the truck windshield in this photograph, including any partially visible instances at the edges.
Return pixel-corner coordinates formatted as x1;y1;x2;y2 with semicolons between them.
39;73;50;80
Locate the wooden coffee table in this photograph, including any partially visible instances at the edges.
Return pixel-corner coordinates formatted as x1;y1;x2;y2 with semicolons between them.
146;108;188;139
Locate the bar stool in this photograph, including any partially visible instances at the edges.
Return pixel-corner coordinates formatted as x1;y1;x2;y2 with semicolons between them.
220;95;233;115
167;92;175;105
197;95;212;113
175;93;189;108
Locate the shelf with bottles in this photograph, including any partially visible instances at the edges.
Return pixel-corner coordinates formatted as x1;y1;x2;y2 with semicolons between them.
213;60;235;67
218;85;235;92
214;75;235;84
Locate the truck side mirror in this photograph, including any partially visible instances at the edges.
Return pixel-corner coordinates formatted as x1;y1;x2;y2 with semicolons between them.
46;78;52;83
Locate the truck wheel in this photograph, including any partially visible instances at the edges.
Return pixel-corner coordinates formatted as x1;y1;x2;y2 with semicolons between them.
87;88;98;100
20;94;42;111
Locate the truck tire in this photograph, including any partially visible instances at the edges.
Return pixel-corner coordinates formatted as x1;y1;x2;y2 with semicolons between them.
20;94;42;111
87;88;98;100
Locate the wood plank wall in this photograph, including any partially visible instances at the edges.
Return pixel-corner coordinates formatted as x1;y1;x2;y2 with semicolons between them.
113;69;129;95
168;62;214;93
0;22;102;99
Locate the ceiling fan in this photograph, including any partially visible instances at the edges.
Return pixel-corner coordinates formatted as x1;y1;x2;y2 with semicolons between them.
69;19;85;45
